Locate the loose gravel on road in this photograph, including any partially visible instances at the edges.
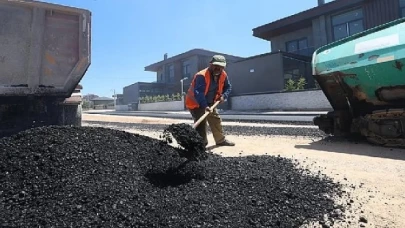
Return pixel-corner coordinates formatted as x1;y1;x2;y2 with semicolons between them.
0;125;358;227
84;112;316;126
83;120;326;138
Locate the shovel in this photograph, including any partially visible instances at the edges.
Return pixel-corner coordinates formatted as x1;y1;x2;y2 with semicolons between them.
192;100;221;129
162;100;221;161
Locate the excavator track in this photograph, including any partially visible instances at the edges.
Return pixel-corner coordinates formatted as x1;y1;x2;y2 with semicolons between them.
357;109;405;148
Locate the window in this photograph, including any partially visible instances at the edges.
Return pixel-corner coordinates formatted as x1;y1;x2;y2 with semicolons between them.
286;38;308;54
400;0;405;17
284;69;301;83
169;65;174;82
182;60;191;79
165;64;174;83
183;64;190;78
157;73;163;82
332;8;364;41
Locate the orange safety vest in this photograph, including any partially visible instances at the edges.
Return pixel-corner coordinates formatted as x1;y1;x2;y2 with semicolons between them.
185;68;227;109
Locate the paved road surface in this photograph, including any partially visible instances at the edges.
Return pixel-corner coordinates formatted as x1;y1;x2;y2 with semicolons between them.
84;110;324;123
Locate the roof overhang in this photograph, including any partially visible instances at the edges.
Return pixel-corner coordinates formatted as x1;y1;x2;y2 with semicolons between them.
252;0;366;41
232;50;311;63
144;49;209;72
144;49;244;72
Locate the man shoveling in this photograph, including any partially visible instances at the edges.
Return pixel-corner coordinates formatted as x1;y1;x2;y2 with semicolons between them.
184;55;235;147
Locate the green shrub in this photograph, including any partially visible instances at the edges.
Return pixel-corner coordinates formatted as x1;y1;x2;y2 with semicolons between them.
139;93;183;103
284;77;307;91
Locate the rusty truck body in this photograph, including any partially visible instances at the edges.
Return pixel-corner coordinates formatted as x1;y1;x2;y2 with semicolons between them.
0;0;91;137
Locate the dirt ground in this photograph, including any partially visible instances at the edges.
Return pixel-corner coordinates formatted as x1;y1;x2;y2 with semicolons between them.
83;114;405;228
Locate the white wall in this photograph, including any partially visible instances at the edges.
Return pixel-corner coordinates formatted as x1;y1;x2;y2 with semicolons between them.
115;105;129;111
133;90;332;111
138;100;184;111
231;90;332;111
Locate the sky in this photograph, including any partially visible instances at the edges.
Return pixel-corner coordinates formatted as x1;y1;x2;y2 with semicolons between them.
41;0;333;98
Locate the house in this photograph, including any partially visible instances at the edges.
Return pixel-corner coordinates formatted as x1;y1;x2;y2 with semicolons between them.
90;97;114;109
226;51;312;95
123;82;174;106
113;94;124;105
142;48;243;96
228;0;404;95
252;0;403;57
121;48;243;107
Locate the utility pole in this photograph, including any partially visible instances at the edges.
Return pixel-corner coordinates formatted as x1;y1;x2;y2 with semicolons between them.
111;89;116;107
180;77;188;102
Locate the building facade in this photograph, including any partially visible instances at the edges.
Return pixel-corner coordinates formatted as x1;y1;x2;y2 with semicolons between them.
114;94;125;105
231;0;405;95
123;82;174;105
144;49;243;97
226;52;312;96
90;97;114;109
253;0;404;57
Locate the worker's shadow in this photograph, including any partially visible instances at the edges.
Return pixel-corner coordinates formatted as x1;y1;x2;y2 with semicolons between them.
206;145;220;151
294;136;405;161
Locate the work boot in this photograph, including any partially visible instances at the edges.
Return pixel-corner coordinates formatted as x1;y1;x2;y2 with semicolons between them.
216;139;235;146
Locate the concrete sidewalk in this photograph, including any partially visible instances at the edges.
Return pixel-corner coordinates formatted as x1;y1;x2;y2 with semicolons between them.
168;110;328;116
84;109;328;116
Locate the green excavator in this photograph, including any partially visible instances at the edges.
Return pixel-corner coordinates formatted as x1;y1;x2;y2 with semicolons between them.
312;17;405;148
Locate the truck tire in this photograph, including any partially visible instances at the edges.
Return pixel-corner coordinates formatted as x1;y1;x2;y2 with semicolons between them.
59;104;82;127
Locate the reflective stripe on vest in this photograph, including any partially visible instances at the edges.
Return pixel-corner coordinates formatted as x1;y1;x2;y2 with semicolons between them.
185;68;227;109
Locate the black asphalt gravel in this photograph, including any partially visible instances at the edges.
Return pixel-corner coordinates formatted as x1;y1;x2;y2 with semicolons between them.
83;120;326;138
0;125;354;227
162;123;208;161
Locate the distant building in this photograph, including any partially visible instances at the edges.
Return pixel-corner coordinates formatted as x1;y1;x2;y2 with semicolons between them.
144;49;243;90
226;51;312;95
83;94;99;102
91;97;114;107
123;82;173;106
253;0;403;56
113;94;124;105
122;48;243;106
229;0;405;95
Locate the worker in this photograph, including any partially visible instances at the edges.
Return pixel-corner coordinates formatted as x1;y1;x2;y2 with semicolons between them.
185;54;235;147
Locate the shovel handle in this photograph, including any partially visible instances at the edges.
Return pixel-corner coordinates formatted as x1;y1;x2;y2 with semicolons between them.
192;100;221;129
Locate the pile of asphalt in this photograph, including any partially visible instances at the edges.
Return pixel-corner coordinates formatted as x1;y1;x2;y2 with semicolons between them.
161;123;208;161
0;125;352;227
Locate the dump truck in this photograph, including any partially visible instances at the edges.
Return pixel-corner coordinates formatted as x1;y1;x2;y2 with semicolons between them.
312;17;405;147
0;0;91;137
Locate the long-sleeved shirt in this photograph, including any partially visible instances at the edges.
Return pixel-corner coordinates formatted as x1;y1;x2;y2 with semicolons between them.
193;72;232;109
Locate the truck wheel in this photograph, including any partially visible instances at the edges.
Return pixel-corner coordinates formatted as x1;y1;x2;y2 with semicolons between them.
59;104;82;127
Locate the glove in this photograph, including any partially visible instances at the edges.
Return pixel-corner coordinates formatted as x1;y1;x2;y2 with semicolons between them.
218;96;225;103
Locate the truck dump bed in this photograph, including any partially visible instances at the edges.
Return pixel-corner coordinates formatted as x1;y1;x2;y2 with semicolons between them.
312;17;405;117
0;0;91;97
